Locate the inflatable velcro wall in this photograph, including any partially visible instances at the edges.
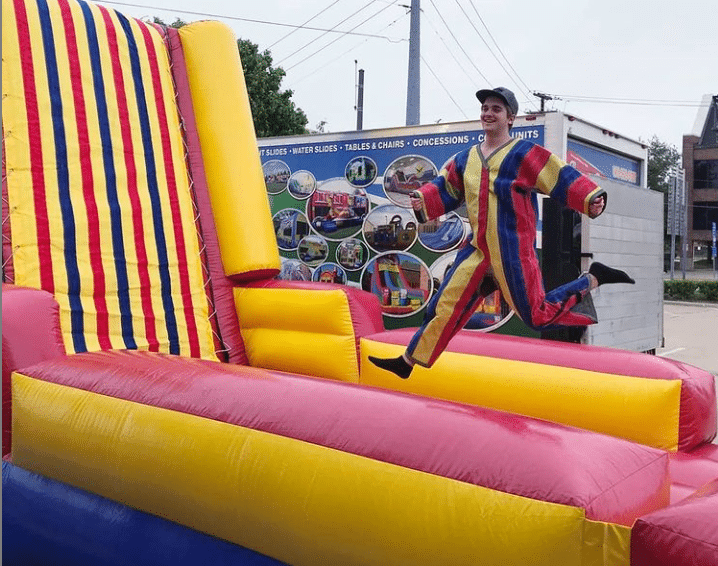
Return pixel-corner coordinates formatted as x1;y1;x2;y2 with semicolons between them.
11;350;673;566
2;0;217;359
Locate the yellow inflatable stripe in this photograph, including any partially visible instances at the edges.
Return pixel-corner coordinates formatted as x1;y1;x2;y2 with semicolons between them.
235;288;356;335
360;339;682;451
241;328;358;382
235;287;360;381
179;21;280;279
13;372;605;566
583;520;631;566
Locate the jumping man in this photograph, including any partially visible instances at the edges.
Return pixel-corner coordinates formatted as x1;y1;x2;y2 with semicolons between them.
369;87;634;379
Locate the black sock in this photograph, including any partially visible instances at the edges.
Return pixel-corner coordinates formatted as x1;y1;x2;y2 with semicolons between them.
368;355;413;379
589;262;635;286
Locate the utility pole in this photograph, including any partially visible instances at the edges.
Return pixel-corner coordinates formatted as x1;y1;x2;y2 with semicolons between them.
406;0;420;125
356;68;365;131
533;92;554;112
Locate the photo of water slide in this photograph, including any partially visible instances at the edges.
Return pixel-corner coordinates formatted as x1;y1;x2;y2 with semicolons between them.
288;170;317;199
361;252;432;317
382;155;437;207
417;212;466;251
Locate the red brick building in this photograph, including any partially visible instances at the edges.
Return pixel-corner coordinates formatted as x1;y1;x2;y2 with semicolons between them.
683;94;718;267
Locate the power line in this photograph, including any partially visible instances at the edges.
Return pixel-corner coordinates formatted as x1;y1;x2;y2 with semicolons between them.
291;11;408;86
277;0;384;65
547;94;709;108
423;11;477;88
454;0;534;107
425;0;489;84
467;0;534;100
267;0;343;51
284;0;403;71
421;55;469;120
101;1;400;41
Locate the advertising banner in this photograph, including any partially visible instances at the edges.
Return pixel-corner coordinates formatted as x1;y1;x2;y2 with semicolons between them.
566;138;642;186
260;125;544;333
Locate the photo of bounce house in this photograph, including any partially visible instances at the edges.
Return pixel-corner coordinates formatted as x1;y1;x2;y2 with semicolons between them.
2;0;717;564
297;235;328;266
262;159;291;194
312;263;347;285
364;207;418;252
308;184;369;235
336;238;368;270
345;156;377;188
273;209;310;249
364;253;431;315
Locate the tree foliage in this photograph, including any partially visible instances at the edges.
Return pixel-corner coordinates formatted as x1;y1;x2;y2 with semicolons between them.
150;16;186;29
646;135;681;193
237;39;308;138
149;18;308;137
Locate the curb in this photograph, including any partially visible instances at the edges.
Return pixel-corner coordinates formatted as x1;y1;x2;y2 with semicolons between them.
664;300;718;309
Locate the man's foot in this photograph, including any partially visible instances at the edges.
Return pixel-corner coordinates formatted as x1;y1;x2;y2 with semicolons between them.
589;262;635;286
368;355;413;379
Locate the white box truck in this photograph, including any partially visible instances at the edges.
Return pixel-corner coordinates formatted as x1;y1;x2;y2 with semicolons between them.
258;111;663;352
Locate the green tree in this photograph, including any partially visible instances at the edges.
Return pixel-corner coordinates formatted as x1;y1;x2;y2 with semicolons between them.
237;39;308;138
645;136;682;269
646;135;681;194
150;18;308;137
150;16;186;28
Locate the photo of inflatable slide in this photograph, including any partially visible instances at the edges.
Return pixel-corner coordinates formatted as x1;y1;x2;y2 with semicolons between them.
2;0;716;564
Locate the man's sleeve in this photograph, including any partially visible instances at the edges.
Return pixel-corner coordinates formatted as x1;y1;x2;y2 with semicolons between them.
415;148;470;221
528;146;607;218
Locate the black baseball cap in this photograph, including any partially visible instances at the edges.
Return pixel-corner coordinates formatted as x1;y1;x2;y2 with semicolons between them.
476;87;519;116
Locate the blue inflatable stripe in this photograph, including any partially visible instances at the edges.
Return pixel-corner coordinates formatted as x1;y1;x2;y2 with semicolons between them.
2;461;287;566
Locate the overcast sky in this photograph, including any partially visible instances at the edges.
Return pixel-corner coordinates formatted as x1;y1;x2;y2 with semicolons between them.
106;0;715;149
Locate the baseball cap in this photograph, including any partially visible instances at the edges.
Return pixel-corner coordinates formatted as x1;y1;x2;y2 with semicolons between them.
476;87;519;116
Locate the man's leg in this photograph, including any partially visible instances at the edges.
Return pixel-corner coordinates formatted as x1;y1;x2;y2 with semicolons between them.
406;245;489;367
368;245;489;378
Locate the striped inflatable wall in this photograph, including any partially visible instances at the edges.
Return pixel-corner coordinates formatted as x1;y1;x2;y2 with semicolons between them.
2;0;217;359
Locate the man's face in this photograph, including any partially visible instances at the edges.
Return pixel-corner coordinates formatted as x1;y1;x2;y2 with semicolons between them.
480;95;514;133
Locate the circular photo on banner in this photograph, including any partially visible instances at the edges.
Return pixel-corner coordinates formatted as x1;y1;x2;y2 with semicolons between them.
273;208;310;251
277;257;313;281
417;212;466;252
361;252;432;317
263;159;291;195
288;170;317;199
297;234;329;266
345;156;378;188
306;178;369;241
312;262;348;285
429;252;514;331
382;155;437;207
336;238;369;271
363;204;418;253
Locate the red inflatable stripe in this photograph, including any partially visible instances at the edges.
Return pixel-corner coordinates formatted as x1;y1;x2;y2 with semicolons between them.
21;349;669;525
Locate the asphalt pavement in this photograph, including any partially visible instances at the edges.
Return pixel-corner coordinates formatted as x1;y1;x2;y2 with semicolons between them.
658;301;718;377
